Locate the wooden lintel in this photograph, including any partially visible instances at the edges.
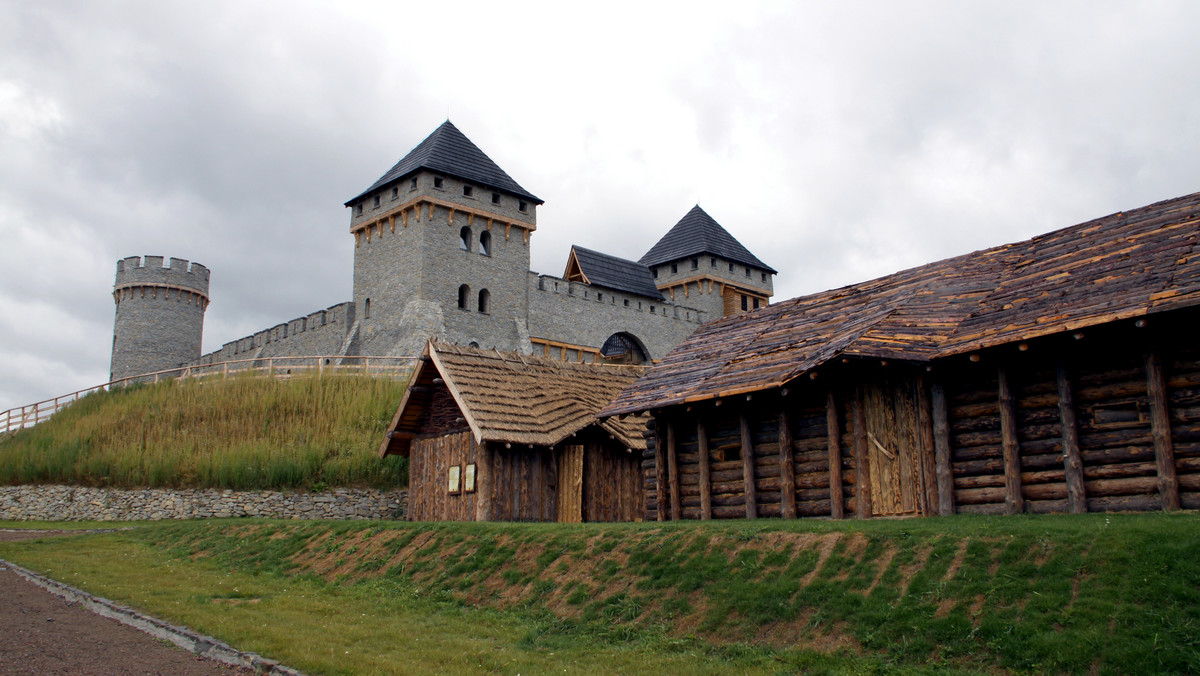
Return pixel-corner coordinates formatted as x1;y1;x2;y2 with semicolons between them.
930;381;955;516
779;410;796;519
1056;364;1087;513
825;391;845;519
1145;350;1181;510
739;412;758;518
667;419;682;520
697;420;712;520
997;366;1025;514
852;391;871;518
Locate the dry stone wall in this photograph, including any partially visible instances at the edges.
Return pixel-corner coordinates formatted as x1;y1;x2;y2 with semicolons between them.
0;485;407;522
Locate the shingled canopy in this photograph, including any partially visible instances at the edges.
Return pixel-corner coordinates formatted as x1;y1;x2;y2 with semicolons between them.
563;246;665;300
640;205;777;273
380;341;648;457
346;120;542;206
604;190;1200;417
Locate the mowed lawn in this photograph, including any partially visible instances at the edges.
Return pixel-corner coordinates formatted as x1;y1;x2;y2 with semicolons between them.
1;513;1198;675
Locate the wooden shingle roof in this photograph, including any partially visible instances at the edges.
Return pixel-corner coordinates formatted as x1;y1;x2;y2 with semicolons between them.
380;341;649;456
602;190;1200;416
346;121;542;206
639;205;776;273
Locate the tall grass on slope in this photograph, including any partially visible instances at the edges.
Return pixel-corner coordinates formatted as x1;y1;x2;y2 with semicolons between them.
0;374;408;489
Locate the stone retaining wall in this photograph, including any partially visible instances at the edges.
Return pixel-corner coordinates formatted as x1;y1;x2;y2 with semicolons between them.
0;485;407;522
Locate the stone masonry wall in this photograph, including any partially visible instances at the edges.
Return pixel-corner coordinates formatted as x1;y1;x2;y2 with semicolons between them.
187;302;356;368
0;485;406;522
111;256;211;381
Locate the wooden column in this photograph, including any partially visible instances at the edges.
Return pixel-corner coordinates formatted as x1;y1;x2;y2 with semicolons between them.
475;441;492;522
1145;350;1181;511
653;417;667;521
739;412;758;518
851;391;872;518
825;391;845;519
915;375;939;516
1055;364;1087;514
778;410;796;519
930;381;955;516
697;420;713;520
666;419;682;520
997;367;1025;514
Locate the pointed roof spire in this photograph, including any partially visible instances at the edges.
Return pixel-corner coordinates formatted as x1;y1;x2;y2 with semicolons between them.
345;120;542;206
639;205;776;273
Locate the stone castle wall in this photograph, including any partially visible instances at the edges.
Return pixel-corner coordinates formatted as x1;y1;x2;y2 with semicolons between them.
0;485;406;521
110;256;210;381
187;302;356;368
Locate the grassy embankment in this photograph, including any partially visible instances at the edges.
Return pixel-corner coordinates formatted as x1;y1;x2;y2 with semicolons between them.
1;513;1197;674
0;374;408;489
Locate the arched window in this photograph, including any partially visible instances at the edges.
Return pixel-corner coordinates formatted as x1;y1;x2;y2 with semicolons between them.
459;226;471;251
458;284;470;309
477;288;490;314
479;230;491;256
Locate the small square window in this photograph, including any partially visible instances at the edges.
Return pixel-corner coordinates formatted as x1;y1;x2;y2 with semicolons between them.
623;299;629;307
356;204;363;215
391;186;399;199
652;268;658;278
518;201;527;212
373;195;380;208
741;295;748;311
744;267;751;277
691;258;698;270
728;263;734;272
409;178;417;190
710;257;717;268
491;193;500;204
761;272;767;282
463;185;473;197
650;306;656;314
671;263;678;274
433;176;444;189
753;298;760;309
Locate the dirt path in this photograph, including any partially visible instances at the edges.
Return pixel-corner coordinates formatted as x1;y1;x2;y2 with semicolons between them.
0;530;253;675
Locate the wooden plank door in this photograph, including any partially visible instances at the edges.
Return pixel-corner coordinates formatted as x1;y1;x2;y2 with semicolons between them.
860;378;926;517
557;444;583;523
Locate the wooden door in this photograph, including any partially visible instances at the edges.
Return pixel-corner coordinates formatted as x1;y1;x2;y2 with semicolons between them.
556;444;583;523
860;378;926;516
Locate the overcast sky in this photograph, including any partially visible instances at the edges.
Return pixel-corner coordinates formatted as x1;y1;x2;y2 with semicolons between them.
3;0;1199;408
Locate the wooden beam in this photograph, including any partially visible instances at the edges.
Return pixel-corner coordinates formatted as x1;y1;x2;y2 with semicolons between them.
850;391;871;518
667;419;682;520
825;391;844;519
653;417;667;522
930;381;955;516
915;375;938;516
697;420;713;520
739;412;758;518
1145;350;1181;511
1055;364;1087;514
778;410;796;519
997;366;1025;514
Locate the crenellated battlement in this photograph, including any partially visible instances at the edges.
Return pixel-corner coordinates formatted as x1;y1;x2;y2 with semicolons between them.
114;255;210;298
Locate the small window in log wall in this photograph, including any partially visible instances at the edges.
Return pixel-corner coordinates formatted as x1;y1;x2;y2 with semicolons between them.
1091;399;1147;428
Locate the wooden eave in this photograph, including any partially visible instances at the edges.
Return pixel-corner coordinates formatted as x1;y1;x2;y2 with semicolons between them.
562;248;590;284
350;196;537;237
377;350;439;458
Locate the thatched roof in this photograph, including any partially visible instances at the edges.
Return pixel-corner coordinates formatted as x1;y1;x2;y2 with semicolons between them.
379;341;649;456
602;189;1200;416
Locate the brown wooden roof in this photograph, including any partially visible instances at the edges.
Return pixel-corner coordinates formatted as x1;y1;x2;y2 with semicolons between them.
380;341;649;456
602;190;1200;416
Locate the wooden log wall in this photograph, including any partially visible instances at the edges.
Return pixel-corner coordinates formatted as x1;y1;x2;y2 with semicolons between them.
407;431;482;522
581;436;645;522
489;445;559;522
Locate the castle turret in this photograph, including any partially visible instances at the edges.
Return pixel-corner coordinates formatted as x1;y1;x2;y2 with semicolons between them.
110;255;210;381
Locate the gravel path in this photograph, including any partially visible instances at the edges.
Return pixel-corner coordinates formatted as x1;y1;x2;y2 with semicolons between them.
0;530;255;675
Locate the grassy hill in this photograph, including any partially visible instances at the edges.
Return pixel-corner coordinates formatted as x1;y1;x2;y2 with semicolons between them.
0;374;408;489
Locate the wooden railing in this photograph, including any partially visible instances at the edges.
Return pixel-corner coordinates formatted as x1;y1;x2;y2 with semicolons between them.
0;355;417;435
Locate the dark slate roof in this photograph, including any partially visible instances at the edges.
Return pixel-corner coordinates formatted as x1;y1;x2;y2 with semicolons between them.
570;246;665;300
639;205;776;273
602;189;1200;416
345;121;542;206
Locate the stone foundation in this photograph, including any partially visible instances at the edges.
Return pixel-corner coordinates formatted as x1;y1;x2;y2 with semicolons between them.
0;485;407;522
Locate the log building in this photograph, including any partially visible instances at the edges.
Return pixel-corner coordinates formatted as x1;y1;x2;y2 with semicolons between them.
379;341;648;522
600;191;1200;519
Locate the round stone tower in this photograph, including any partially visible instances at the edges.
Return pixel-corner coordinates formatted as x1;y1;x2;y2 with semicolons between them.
109;255;210;382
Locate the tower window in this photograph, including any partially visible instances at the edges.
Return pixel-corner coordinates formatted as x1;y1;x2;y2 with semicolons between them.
691;258;698;270
478;288;490;314
459;226;471;251
623;299;629;307
741;295;748;311
364;298;371;318
458;284;470;309
409;177;417;190
711;257;717;268
433;176;444;189
518;201;527;212
652;268;658;278
479;230;491;256
745;267;751;277
373;195;380;208
491;192;500;204
356;204;363;216
463;185;474;197
650;306;656;314
671;263;678;274
753;298;760;309
391;186;398;200
729;262;734;272
761;272;767;282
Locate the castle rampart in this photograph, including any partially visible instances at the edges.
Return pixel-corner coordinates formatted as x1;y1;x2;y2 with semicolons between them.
187;302;356;367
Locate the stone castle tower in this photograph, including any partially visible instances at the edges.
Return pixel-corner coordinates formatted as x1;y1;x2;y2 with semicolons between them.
109;255;210;381
344;121;543;357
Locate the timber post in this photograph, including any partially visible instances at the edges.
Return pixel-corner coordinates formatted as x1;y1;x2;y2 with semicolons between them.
825;391;845;519
930;381;954;516
915;374;938;516
739;412;758;518
653;416;667;521
778;410;797;519
1055;364;1087;513
997;366;1025;514
697;420;713;520
666;418;682;520
851;391;871;518
1145;349;1181;511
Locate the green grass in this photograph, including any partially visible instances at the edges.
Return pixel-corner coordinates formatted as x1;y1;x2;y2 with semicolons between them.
2;513;1197;674
0;374;408;490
